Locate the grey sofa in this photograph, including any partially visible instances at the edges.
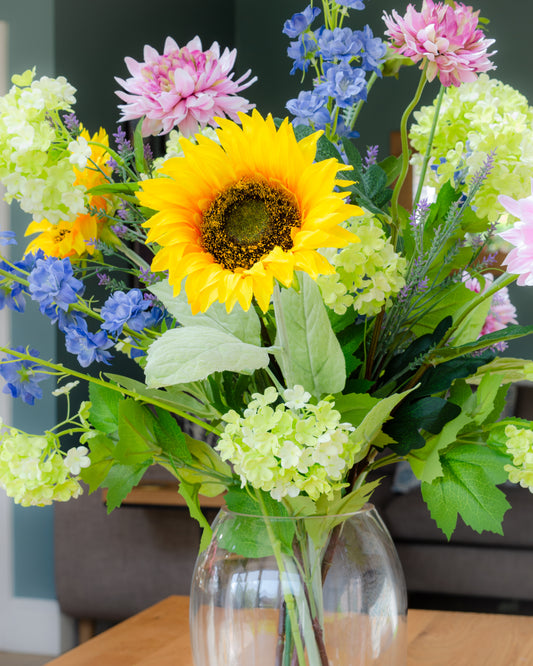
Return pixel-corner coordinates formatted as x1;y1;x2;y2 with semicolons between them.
54;384;533;637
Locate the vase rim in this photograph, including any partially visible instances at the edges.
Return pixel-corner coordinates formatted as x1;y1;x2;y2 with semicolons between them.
220;502;377;520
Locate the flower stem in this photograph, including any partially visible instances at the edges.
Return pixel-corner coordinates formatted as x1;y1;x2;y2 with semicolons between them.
255;491;307;665
390;63;428;244
413;83;445;207
0;346;221;436
273;282;293;388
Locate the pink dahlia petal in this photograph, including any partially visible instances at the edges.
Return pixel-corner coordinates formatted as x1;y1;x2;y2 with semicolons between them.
115;35;256;137
383;1;496;87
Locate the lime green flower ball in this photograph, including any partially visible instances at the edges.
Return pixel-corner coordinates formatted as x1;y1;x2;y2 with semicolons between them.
409;74;533;222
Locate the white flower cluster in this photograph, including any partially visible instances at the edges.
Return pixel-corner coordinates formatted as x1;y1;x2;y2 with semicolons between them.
216;386;360;501
503;424;533;492
318;213;406;317
0;426;88;506
409;74;533;222
0;69;86;223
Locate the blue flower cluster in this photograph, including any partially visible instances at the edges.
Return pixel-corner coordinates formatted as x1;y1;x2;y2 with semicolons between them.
0;251;40;313
101;288;162;337
0;347;48;405
27;255;114;368
283;2;386;138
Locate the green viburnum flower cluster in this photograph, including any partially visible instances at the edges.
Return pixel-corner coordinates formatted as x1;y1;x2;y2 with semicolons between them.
0;424;88;506
409;74;533;222
318;213;406;316
0;68;86;224
216;386;360;502
503;424;533;492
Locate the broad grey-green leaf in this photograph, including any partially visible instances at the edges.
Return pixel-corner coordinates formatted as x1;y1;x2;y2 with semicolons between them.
275;273;345;397
145;326;270;387
149;279;261;345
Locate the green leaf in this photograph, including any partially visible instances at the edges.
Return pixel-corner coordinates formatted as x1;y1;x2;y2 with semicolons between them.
221;489;294;558
316;135;343;163
333;392;381;428
276;273;346;397
86;182;139;196
145;326;271;387
386;396;461;454
153;408;193;465
308;481;380;548
466;357;533;385
81;433;116;492
352;388;414;453
88;383;121;434
103;462;150;512
432;324;533;363
178;434;232;497
115;399;158;464
149;279;261;346
378;155;402;187
105;373;215;419
133;117;147;173
421;444;511;539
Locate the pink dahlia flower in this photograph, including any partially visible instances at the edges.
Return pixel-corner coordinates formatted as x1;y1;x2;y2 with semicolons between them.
383;0;496;87
115;36;257;137
464;272;517;339
498;180;533;286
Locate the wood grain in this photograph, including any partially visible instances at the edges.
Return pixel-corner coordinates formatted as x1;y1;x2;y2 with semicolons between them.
46;596;533;665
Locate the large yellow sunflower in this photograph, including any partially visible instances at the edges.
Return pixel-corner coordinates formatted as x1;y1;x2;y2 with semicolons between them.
137;111;362;313
25;128;115;259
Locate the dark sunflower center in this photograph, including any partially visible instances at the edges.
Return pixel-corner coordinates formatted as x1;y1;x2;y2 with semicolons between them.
54;229;70;243
201;177;301;271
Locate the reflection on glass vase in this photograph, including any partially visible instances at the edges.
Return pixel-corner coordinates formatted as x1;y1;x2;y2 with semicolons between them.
190;505;407;665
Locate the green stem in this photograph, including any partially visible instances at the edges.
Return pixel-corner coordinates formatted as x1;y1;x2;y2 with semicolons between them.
272;282;293;389
390;63;429;244
0;346;221;436
116;239;151;271
255;491;307;666
413;84;445;207
348;71;378;132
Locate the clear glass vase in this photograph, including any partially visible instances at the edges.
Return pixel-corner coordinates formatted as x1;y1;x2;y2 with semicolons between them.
190;505;407;665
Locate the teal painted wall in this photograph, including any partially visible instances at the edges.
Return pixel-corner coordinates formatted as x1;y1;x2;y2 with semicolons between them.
2;0;532;603
0;0;56;599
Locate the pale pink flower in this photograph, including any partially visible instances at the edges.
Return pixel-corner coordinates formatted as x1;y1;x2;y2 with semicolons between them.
498;180;533;286
464;273;517;341
115;36;257;137
383;0;496;87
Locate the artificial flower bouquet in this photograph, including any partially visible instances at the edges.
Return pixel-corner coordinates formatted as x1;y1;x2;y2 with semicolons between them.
2;0;533;662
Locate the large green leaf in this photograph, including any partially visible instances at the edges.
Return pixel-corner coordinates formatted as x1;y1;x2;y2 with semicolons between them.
145;326;271;387
88;383;121;434
275;273;346;397
115;399;159;464
421;444;511;539
149;279;261;346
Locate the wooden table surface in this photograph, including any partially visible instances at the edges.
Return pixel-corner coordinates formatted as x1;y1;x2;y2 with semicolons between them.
46;595;533;665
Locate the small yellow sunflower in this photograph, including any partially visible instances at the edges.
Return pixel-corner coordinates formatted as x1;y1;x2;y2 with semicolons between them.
25;128;114;259
137;110;362;313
